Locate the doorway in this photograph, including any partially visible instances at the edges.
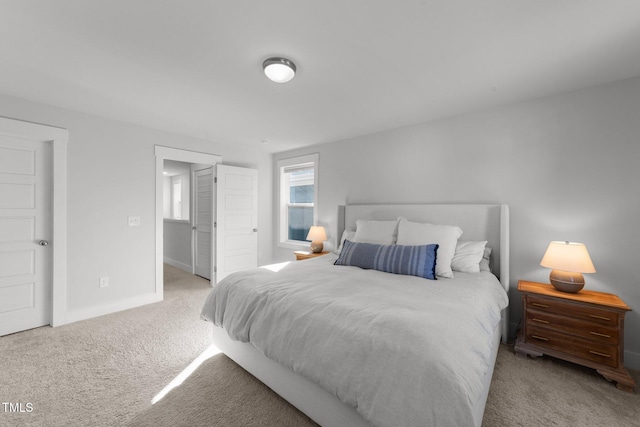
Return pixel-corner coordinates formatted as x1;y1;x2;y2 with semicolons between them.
155;146;221;296
162;159;213;280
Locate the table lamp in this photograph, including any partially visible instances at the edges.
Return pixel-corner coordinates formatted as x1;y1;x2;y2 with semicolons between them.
306;226;327;253
540;241;596;293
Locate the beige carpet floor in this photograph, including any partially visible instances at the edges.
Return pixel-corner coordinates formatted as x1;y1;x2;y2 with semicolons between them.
1;264;639;426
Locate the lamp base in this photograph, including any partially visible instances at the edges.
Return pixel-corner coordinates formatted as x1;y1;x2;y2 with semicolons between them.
309;241;324;253
549;269;585;293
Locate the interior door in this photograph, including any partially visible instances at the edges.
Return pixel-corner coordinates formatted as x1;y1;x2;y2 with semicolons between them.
216;165;258;283
193;166;213;280
0;135;52;336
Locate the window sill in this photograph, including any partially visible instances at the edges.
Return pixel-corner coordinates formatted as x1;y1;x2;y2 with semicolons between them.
278;240;311;250
163;218;190;224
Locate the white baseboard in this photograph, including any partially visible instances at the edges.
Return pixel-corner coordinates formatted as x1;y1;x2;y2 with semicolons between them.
163;256;192;274
63;292;162;325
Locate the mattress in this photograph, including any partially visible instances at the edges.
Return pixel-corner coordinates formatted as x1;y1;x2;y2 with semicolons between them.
201;254;508;427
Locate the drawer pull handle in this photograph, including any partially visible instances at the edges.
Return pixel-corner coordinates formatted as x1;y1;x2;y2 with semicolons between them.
589;331;611;338
532;318;549;324
531;335;549;341
589;350;611;358
589;314;611;321
532;303;549;308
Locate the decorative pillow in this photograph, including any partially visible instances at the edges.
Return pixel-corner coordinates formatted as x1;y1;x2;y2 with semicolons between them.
479;247;492;272
451;241;487;273
335;230;356;254
353;219;398;245
334;240;438;280
396;218;462;278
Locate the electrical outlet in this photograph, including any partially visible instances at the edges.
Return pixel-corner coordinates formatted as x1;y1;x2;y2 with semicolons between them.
99;277;109;288
128;216;141;226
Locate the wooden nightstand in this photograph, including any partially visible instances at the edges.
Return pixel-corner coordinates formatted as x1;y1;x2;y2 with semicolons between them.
515;280;635;392
294;251;329;261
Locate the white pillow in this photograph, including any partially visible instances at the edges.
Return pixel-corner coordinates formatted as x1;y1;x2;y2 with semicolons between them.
451;241;487;273
353;219;398;245
336;230;356;254
479;247;492;272
396;218;463;278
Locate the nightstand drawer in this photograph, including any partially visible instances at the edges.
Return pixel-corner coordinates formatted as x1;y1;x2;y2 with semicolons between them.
527;295;619;327
525;309;619;345
525;325;619;368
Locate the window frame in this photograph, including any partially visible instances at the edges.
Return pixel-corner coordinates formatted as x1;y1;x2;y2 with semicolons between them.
163;173;189;223
277;153;319;249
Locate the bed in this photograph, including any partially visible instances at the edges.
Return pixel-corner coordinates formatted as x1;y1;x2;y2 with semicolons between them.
201;203;510;427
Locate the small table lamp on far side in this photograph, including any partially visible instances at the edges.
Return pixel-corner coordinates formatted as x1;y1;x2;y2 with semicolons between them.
306;226;327;253
540;241;596;293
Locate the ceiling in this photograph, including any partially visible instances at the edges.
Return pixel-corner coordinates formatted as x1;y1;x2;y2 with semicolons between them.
1;1;640;153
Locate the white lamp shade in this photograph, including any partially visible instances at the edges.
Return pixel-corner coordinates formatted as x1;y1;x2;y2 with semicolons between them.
540;241;596;273
306;226;327;242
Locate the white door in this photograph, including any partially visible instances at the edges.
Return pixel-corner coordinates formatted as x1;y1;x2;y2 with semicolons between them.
216;165;258;283
0;135;52;336
193;167;213;280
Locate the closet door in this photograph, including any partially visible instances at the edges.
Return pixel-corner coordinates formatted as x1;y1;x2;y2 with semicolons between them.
193;167;213;280
0;135;52;335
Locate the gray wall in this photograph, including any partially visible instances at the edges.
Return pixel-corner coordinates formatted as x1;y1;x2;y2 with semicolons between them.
273;76;640;369
163;220;191;272
0;93;273;319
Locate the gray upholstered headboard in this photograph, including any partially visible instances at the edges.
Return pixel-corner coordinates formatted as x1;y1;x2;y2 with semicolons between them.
339;203;510;341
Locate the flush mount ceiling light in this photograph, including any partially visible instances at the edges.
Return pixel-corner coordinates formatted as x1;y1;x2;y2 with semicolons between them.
263;57;296;83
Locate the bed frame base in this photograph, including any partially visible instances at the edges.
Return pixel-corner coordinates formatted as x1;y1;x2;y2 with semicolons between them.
212;325;373;427
213;322;500;427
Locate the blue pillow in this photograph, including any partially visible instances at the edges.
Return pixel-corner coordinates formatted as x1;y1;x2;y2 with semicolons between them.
334;240;438;280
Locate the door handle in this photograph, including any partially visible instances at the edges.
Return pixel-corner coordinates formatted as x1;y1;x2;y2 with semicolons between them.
192;226;197;230
38;240;49;246
253;228;258;232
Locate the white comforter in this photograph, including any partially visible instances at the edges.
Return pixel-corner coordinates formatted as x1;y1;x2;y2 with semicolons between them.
201;254;508;427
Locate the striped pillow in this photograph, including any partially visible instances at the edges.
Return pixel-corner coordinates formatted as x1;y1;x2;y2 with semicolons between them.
334;240;438;280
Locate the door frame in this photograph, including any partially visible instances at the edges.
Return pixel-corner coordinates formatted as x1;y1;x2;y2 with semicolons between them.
155;146;221;294
0;116;68;327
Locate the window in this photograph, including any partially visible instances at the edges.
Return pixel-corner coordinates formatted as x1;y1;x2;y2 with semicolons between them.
163;171;190;221
171;177;183;219
277;154;319;248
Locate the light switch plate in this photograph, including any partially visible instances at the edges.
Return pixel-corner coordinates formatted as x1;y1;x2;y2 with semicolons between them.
128;216;141;226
